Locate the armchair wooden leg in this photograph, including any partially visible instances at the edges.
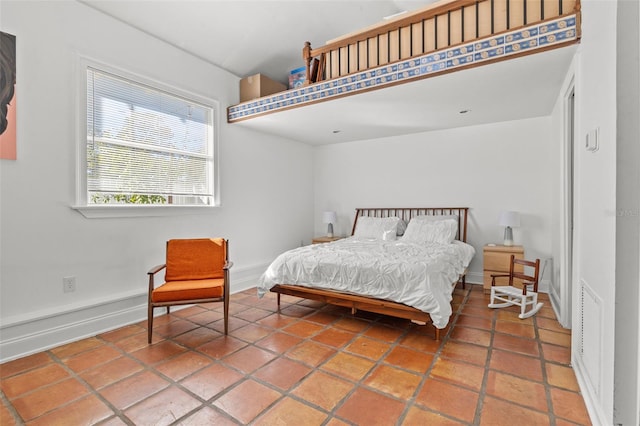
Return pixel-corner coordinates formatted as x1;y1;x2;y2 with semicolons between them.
148;304;153;344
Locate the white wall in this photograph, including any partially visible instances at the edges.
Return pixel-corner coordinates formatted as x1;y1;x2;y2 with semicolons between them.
313;116;556;286
0;1;314;361
570;0;618;424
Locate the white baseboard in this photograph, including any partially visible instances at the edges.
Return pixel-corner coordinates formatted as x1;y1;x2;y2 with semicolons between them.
572;353;608;426
0;262;269;363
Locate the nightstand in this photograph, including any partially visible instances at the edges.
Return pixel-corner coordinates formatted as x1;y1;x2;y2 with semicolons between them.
312;236;343;244
483;245;525;294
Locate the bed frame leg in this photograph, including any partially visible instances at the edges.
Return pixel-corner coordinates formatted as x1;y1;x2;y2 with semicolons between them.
277;293;281;311
434;327;440;340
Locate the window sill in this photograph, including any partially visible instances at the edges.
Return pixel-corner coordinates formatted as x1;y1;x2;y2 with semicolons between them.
71;204;218;219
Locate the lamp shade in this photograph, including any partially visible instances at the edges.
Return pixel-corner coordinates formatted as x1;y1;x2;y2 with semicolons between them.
322;211;337;224
498;211;520;227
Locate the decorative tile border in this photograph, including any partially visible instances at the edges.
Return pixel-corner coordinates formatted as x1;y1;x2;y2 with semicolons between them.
228;14;578;122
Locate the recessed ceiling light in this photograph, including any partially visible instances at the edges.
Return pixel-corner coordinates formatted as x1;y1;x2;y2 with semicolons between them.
332;130;341;134
459;109;471;114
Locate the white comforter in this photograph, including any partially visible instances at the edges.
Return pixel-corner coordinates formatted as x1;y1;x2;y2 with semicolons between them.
257;237;475;328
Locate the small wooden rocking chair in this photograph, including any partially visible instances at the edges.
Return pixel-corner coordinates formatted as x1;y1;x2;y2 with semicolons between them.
488;255;543;319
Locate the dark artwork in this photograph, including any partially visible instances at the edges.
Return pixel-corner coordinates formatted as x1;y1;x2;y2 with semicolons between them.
1;31;16;134
1;31;16;159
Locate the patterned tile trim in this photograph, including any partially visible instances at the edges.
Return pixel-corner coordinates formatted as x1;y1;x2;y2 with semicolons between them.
228;15;578;122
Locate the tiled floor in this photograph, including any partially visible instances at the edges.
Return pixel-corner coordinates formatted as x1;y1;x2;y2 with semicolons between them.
0;284;592;425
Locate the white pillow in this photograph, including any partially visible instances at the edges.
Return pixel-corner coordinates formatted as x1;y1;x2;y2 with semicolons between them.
401;218;458;244
354;216;401;239
412;214;459;224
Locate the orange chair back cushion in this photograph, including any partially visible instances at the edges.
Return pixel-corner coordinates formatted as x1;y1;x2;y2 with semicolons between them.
165;238;226;282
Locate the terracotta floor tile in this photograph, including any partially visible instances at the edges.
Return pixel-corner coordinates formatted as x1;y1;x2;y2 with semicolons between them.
286;340;336;367
222;345;276;373
0;352;52;379
50;337;104;359
384;345;434;373
455;314;493;331
253;396;327;426
196;336;247;359
130;340;187;365
479;395;551;426
332;316;371;333
492;333;540;357
180;362;243;400
363;323;404;343
321;352;375;381
539;329;572;347
363;364;422;399
414;378;479;423
400;330;443;353
233;307;273;322
537;316;571;334
99;370;169;410
231;323;273;343
292;370;352;411
154;351;211;381
402;406;466;425
172;327;222;348
550;387;592;425
541;343;571;365
64;345;121;373
11;378;89;421
305;311;340;325
545;363;580;391
256;331;303;353
99;324;146;343
336;386;406;425
429;358;485;391
1;363;70;399
27;394;114;426
485;370;548;412
116;329;161;353
345;336;391;360
440;340;489;366
0;286;593;426
257;312;296;329
489;349;544;382
124;386;202;426
283;320;325;338
495;320;536;339
449;325;492;346
152;318;200;338
0;402;17;426
212;379;281;424
178;406;237;426
79;356;143;389
254;357;311;390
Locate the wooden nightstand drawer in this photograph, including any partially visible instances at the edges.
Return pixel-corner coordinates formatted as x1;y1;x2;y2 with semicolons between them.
483;245;524;293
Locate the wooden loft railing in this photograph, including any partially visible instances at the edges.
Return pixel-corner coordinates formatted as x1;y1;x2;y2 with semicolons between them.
303;0;580;84
227;0;580;123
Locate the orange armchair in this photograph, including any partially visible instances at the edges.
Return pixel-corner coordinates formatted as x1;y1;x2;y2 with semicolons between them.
147;238;232;343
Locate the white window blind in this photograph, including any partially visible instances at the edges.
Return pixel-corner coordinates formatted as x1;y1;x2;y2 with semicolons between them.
86;67;214;206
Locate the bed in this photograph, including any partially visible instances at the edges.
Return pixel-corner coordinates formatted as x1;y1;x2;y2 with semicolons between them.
257;207;474;340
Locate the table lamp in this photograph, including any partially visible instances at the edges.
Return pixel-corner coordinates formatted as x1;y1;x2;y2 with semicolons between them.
323;211;337;237
498;211;520;246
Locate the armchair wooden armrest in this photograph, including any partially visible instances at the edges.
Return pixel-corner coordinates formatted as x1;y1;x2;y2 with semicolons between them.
224;261;233;270
148;264;166;275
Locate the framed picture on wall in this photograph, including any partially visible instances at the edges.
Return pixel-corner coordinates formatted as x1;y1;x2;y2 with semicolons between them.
1;31;17;160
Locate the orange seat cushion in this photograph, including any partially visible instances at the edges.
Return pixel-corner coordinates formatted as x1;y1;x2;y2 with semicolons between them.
151;278;225;303
165;238;226;281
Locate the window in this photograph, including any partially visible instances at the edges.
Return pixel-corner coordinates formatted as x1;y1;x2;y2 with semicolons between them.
77;61;217;215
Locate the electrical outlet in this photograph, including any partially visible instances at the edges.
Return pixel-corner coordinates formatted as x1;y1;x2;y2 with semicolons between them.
63;276;76;293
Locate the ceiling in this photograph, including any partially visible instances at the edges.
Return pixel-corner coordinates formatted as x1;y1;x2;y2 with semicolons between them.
80;0;577;145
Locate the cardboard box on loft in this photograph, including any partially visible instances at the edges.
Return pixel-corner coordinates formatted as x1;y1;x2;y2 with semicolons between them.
239;73;287;102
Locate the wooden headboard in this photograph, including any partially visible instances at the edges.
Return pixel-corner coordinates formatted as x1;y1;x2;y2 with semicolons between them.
351;207;469;243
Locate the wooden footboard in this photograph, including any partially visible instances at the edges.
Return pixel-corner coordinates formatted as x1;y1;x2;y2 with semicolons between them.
271;284;446;340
